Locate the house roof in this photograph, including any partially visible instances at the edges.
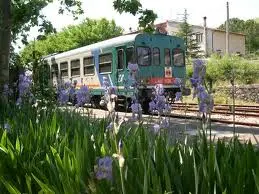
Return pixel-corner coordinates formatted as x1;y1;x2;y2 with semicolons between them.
156;20;246;36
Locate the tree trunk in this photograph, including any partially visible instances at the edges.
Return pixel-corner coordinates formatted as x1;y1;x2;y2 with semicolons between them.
0;0;11;89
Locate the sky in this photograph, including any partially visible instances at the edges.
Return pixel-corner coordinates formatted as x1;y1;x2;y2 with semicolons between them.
17;0;259;51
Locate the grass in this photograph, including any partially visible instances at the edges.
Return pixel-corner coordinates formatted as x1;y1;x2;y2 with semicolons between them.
0;102;259;194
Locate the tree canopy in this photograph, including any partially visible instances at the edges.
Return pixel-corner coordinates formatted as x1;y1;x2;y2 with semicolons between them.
20;18;123;66
176;9;202;59
218;18;259;53
0;0;158;87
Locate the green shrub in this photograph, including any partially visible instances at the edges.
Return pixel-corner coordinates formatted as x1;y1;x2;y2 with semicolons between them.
201;55;259;86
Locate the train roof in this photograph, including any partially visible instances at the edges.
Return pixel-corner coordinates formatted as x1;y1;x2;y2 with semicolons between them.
44;33;139;61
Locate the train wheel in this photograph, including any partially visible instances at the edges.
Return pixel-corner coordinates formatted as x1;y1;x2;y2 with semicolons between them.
91;96;101;109
142;98;150;114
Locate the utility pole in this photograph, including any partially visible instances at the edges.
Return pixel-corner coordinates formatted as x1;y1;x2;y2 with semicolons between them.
226;1;230;55
203;16;208;57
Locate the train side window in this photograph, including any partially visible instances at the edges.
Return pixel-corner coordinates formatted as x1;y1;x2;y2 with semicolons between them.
83;57;95;75
117;49;124;70
126;47;134;66
164;48;171;66
173;48;184;66
60;62;68;78
137;47;151;66
99;53;112;73
51;63;59;79
71;59;80;77
153;47;160;65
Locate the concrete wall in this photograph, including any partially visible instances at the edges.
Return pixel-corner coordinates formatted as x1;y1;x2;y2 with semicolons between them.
212;30;246;55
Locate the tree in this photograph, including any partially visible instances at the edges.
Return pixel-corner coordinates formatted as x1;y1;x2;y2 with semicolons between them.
0;0;157;89
0;0;11;88
218;18;245;33
0;0;83;90
113;0;157;33
218;18;259;53
20;18;123;66
176;9;202;59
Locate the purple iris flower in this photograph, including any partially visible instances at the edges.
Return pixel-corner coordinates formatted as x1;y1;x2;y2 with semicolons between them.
16;74;33;105
76;85;89;107
95;156;113;181
58;89;69;105
128;63;138;72
18;74;32;97
192;59;206;79
155;84;164;96
131;102;142;113
103;77;110;88
149;100;156;112
175;92;182;101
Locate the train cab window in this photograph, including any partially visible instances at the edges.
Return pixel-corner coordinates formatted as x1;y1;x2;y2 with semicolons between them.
153;47;160;65
60;62;68;78
117;49;124;70
51;63;58;79
126;47;134;65
71;59;80;77
137;47;151;66
173;48;184;66
99;53;112;73
164;48;171;66
84;56;95;75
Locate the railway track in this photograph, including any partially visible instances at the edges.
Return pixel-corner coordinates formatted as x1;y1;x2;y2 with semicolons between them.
169;103;259;127
68;102;259;127
171;103;259;118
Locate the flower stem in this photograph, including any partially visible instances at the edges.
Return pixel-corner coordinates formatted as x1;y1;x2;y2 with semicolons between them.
120;167;126;194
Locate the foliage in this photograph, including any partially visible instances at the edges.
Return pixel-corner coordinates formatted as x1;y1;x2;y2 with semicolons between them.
176;9;203;59
113;0;158;33
187;55;259;86
20;18;123;66
218;18;259;53
11;0;83;45
0;102;259;193
205;55;259;85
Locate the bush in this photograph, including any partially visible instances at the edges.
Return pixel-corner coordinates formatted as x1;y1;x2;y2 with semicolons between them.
204;55;259;85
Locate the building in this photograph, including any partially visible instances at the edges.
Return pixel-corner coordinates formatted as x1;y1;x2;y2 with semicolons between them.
155;18;246;56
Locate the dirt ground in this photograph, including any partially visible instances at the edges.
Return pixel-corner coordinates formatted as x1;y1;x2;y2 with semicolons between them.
69;107;259;145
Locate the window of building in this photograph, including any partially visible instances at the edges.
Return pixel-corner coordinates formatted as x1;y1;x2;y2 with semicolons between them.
153;47;160;65
137;47;151;66
173;48;184;66
99;53;112;73
196;33;203;43
60;62;68;78
51;63;58;79
126;47;135;66
117;49;124;70
164;48;171;65
83;57;95;75
71;59;80;77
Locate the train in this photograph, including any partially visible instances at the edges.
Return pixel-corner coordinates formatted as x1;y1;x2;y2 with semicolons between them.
43;31;190;112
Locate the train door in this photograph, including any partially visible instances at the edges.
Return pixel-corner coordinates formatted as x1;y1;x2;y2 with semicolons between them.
114;46;135;92
114;46;126;91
